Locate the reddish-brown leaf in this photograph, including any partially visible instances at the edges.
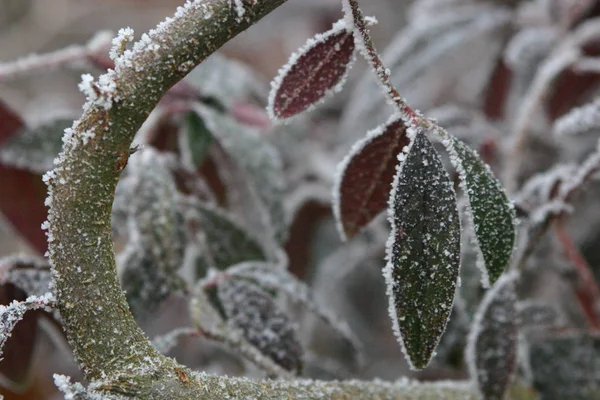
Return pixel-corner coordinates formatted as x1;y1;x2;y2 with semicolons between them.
333;116;409;240
483;59;512;121
268;20;355;120
0;102;48;254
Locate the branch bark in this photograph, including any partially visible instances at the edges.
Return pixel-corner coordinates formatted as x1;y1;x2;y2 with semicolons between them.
44;0;481;398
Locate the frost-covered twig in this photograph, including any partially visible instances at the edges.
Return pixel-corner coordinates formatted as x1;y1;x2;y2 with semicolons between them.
0;31;113;82
554;219;600;330
0;293;55;357
505;18;600;192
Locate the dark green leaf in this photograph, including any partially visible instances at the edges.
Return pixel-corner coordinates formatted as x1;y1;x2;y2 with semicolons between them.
467;272;518;400
183;112;213;168
0;118;72;174
189;202;266;270
384;132;461;370
444;135;515;286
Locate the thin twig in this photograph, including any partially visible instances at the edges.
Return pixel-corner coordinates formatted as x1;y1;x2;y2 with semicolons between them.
554;219;600;330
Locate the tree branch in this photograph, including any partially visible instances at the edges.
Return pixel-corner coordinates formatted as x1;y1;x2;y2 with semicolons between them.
44;0;481;397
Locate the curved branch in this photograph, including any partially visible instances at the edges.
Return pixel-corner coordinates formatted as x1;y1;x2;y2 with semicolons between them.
44;0;481;397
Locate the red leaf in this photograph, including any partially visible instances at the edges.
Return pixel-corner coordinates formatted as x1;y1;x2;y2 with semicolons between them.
333;116;409;240
0;101;48;254
483;59;511;121
268;20;355;120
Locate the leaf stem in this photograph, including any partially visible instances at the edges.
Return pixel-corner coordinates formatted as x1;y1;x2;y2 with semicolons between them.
342;0;422;127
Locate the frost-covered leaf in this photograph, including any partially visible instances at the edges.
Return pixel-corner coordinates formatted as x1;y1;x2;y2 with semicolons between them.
529;333;600;400
0;254;52;298
443;135;515;286
333;115;409;240
0;118;72;174
186;53;265;108
268;19;355;121
217;278;303;373
182;112;213;169
187;202;266;270
466;272;518;400
194;105;287;243
383;131;460;370
119;149;186;317
228;262;363;365
0;293;54;358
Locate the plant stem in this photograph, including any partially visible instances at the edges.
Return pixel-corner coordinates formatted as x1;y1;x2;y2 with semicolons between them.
342;0;423;127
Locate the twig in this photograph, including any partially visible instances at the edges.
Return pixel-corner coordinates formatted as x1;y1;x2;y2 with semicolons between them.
554;219;600;330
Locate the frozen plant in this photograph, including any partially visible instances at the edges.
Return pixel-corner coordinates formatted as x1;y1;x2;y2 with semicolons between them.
0;0;600;399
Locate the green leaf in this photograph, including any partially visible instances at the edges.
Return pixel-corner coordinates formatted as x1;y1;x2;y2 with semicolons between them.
183;112;214;168
0;118;72;174
194;105;287;243
443;135;515;286
466;272;518;400
384;132;461;370
188;202;266;270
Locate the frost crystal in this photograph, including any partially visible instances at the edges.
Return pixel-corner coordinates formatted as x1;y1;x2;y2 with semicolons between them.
109;27;135;61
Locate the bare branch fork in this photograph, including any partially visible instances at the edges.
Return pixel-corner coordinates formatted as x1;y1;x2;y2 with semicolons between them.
43;0;477;398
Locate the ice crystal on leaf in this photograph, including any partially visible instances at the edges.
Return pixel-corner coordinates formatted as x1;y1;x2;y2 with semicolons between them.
442;134;515;287
333;115;409;240
466;272;518;400
383;131;460;370
267;19;356;122
217;278;303;373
